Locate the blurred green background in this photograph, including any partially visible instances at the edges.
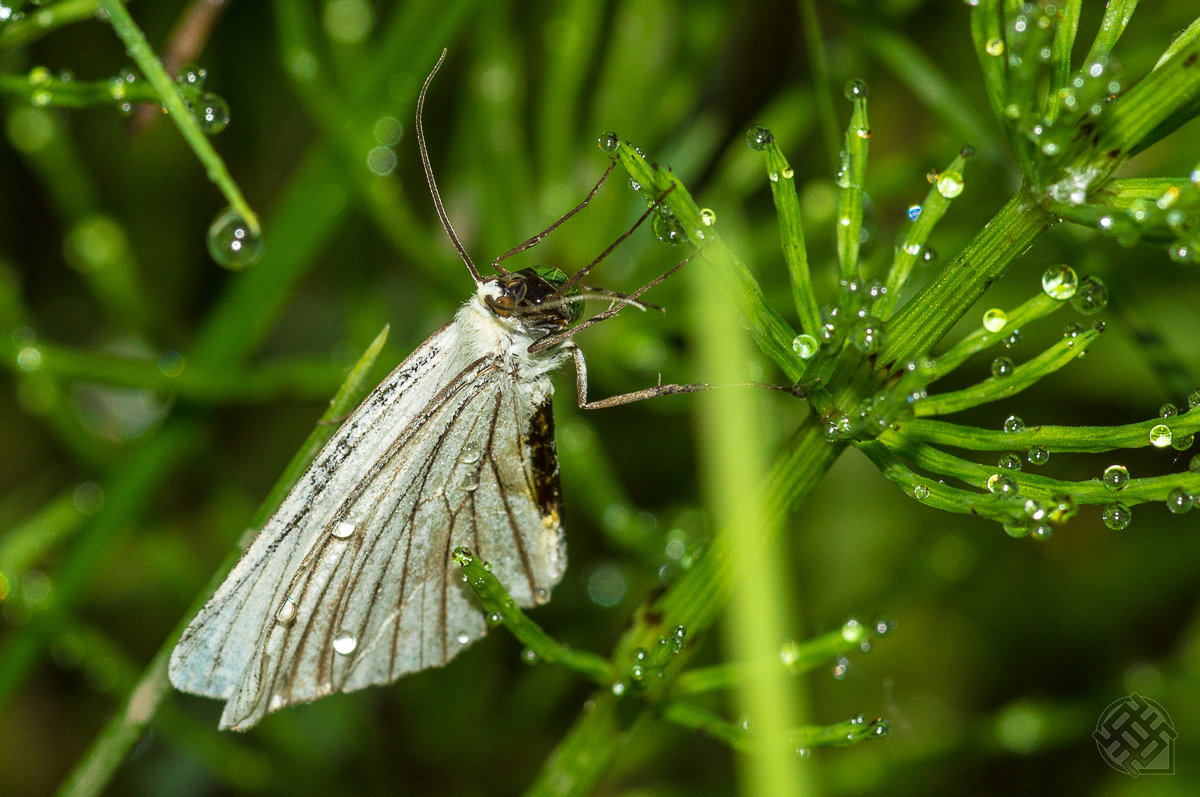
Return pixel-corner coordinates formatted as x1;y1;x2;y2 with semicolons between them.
2;1;1200;794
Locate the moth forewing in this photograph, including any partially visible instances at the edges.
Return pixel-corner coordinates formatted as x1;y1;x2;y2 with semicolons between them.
170;291;570;729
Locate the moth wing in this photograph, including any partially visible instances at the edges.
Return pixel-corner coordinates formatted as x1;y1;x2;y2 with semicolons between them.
170;323;566;730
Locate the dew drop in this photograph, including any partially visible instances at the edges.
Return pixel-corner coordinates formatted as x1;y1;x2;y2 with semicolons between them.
700;208;717;227
999;453;1022;470
1102;464;1129;491
844;79;868;100
195;93;230;134
1149;424;1173;448
1172;433;1194;451
982;308;1007;333
331;519;356;538
985;38;1005;56
275;596;298;624
1102;502;1131;531
1003;329;1022;348
207;207;264;269
651;212;687;246
1168;241;1192;263
746;124;773;151
1159;403;1178;418
912;485;930;500
791;333;819;360
835;150;852;187
1166;488;1193;514
597;130;618;153
960;144;977;159
987;473;1018;495
333;631;358;655
455;630;471;645
1041;264;1078;300
459;441;481;463
936;170;964;198
1070;276;1109;315
907;205;922;221
1027;445;1049;465
991;356;1015;378
1188;389;1200;410
464;472;480;492
1003;415;1025;434
851;317;886;354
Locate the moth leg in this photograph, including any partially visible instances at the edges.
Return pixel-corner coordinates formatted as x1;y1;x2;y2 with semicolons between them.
567;342;712;410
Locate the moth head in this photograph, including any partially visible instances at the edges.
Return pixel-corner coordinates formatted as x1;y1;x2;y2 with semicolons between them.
483;267;583;329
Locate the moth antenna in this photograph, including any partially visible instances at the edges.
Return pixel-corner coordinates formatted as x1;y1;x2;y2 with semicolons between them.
557;185;675;294
530;247;698;353
417;49;483;284
491;161;617;271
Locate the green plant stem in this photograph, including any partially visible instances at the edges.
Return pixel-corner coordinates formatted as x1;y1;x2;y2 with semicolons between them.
1094;35;1200;164
95;0;260;234
690;249;806;795
529;421;842;795
882;194;1056;367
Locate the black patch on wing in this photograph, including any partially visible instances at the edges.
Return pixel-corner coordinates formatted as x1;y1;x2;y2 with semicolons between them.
527;401;563;519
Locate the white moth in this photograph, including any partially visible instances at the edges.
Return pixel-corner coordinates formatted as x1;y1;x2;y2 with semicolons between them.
169;50;703;730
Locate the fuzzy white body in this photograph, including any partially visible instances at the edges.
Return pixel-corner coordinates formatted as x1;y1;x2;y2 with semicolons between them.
170;287;570;730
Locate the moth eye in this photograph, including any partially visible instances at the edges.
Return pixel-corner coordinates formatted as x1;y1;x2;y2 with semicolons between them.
506;280;528;303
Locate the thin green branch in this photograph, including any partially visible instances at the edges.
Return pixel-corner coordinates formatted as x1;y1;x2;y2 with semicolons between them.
836;90;868;281
1044;0;1081;123
898;410;1200;453
453;548;614;684
880;432;1200;507
613;142;803;382
917;325;1100;417
930;292;1065;379
879;152;968;320
0;71;158;107
760;138;820;336
672;618;880;697
0;338;346;403
0;0;98;50
95;0;260;234
1080;0;1137;69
